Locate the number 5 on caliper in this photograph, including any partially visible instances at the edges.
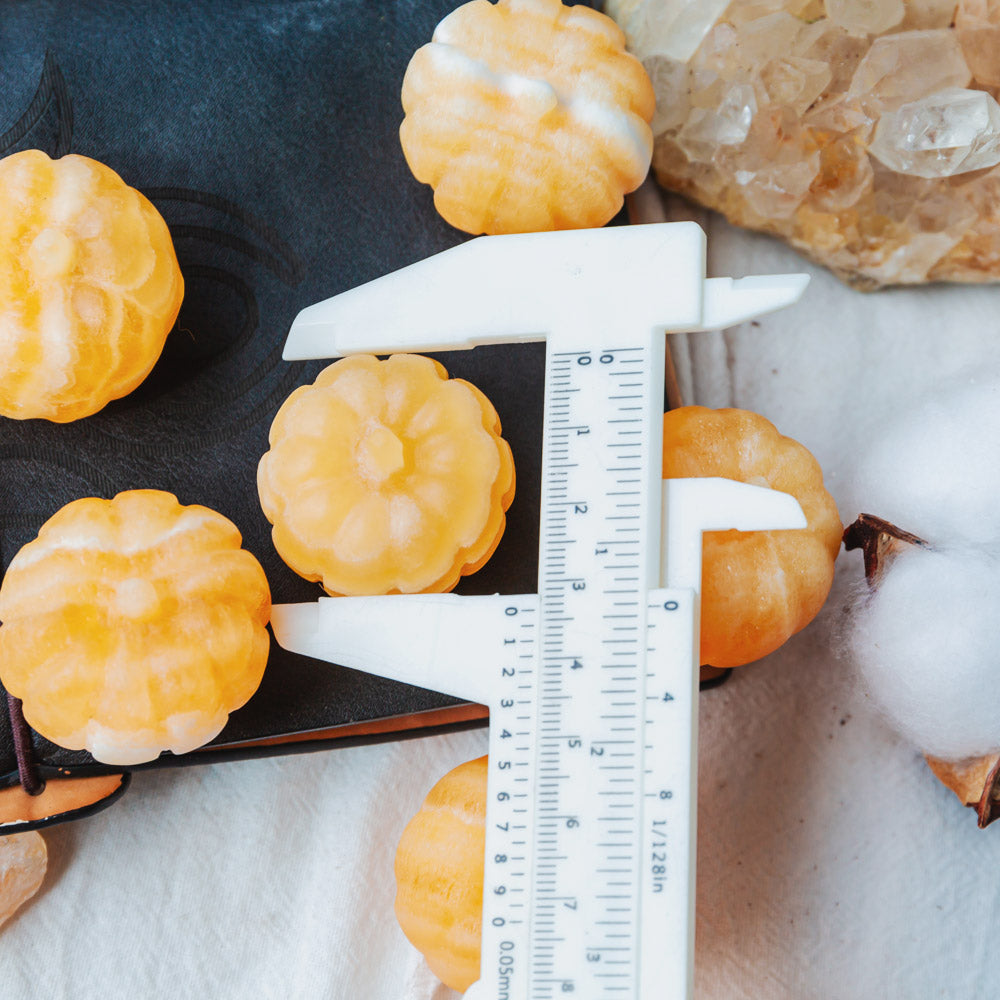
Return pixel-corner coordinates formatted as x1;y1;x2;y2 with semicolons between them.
271;223;809;1000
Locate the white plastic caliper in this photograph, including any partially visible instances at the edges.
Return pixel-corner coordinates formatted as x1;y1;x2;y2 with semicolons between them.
271;223;809;1000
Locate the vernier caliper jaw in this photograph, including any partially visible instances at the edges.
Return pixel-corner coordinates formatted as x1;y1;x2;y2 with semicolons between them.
270;478;807;702
282;223;808;360
272;221;810;1000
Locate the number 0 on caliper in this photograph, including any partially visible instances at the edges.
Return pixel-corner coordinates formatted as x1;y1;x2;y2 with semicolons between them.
271;223;809;1000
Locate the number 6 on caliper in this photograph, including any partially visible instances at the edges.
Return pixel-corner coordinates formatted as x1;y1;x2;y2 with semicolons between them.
271;223;809;1000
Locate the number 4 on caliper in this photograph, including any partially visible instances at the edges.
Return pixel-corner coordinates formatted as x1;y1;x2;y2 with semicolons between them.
271;223;809;1000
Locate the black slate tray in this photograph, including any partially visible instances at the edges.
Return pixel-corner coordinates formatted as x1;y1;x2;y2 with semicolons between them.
0;0;551;827
0;0;713;833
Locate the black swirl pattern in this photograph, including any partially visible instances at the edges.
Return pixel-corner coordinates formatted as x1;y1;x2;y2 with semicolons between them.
0;50;73;158
84;189;308;455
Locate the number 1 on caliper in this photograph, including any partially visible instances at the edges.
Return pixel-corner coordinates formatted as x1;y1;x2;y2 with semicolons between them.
270;223;809;999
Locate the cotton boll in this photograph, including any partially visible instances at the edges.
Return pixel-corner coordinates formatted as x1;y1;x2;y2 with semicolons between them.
845;373;1000;547
844;368;1000;763
848;546;1000;760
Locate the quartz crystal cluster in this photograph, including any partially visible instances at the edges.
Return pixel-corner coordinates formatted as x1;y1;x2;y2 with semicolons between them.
606;0;1000;287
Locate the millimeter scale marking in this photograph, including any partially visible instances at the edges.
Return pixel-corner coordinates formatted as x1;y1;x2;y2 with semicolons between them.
270;223;809;999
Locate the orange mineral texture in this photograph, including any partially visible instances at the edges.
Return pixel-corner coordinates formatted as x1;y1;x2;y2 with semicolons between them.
0;149;183;421
400;0;655;234
0;831;47;929
394;756;487;993
0;490;271;765
662;406;842;668
258;354;515;596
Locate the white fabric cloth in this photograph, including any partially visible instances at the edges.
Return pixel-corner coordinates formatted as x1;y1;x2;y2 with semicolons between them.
5;189;1000;999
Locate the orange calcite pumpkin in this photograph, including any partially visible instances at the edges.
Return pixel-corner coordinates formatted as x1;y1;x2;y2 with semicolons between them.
662;407;842;668
0;490;271;765
0;149;183;422
400;0;655;234
394;756;487;993
257;354;515;596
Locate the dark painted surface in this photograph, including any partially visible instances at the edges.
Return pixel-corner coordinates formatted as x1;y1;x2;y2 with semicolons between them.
0;0;547;790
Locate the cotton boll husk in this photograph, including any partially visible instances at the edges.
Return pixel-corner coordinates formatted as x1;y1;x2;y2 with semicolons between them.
844;372;1000;547
848;546;1000;760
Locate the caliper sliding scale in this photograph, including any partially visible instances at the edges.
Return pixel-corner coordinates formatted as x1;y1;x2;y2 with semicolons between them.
271;223;809;999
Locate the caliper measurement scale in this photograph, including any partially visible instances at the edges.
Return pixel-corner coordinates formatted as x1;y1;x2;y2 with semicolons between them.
526;336;665;1000
270;223;809;999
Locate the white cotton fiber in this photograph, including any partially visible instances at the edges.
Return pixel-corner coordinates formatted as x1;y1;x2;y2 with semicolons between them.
845;368;1000;760
847;548;1000;760
844;372;1000;548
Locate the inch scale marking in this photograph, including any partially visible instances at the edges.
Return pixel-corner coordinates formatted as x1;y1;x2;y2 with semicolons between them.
270;223;809;999
527;337;665;1000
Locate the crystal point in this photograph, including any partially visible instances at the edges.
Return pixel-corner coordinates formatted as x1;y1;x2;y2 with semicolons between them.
849;31;971;113
605;0;728;63
825;0;905;34
869;88;1000;178
956;0;1000;86
677;84;756;159
901;0;960;30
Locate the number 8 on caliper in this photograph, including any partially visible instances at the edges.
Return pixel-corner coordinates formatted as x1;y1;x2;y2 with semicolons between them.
270;223;809;1000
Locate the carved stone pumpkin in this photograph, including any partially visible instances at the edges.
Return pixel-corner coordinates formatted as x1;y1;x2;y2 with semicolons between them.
662;406;842;668
0;490;271;765
394;755;487;992
0;150;183;422
400;0;655;234
258;354;515;596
